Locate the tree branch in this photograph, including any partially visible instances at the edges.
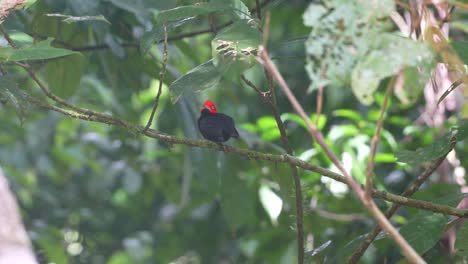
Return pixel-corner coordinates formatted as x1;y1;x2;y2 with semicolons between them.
37;0;275;53
347;146;456;263
365;77;395;198
257;46;425;264
143;21;168;131
242;73;304;264
23;95;468;219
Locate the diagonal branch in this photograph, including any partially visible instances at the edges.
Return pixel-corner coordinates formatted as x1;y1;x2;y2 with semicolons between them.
20;95;468;219
365;77;395;198
347;145;455;263
35;0;275;53
242;73;304;264
257;46;425;264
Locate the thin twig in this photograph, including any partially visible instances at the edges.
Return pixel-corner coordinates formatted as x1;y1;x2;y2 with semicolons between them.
315;64;326;126
257;46;425;264
311;208;366;222
0;25;111;121
242;72;304;264
31;0;275;53
241;75;265;95
347;147;455;264
21;96;468;218
365;77;395;198
255;0;262;20
144;21;168;132
261;12;270;47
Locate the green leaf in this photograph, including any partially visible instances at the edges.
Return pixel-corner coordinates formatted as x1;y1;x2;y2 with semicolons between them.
452;41;468;64
374;153;397;163
396;66;431;105
395;132;454;164
169;60;222;102
46;14;111;24
8;38;79;61
0;75;30;122
9;31;34;47
211;21;261;81
258;184;283;225
210;0;252;20
399;213;449;254
455;221;468;257
310;114;327;130
333;109;363;122
45;54;86;98
220;162;255;229
140;18;193;55
281;113;306;128
456;119;468;141
352;34;434;105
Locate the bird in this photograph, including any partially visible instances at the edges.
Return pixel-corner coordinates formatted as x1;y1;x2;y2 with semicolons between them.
198;100;239;143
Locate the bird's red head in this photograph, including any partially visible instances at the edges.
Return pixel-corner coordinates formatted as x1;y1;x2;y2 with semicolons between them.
202;100;217;113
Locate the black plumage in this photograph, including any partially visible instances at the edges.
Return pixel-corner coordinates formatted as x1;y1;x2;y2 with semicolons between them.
198;108;239;143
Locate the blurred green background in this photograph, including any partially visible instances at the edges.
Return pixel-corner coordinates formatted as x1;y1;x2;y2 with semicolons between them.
0;0;467;263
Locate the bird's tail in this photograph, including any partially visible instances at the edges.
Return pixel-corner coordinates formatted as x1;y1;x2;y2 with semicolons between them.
231;129;240;139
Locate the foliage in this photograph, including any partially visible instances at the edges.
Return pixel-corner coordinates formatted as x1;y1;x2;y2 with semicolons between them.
0;0;467;263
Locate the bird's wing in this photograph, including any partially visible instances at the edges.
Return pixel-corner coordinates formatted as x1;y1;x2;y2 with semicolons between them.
220;114;240;138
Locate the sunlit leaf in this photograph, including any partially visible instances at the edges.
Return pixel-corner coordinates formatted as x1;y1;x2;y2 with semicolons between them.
46;13;110;24
352;34;434;105
259;185;283;225
155;4;219;23
306;240;331;257
333;109;363;122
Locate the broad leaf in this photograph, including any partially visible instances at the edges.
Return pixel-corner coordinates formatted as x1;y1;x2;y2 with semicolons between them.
452;41;468;65
395;132;454;164
396;120;467;164
8;38;79;61
220;155;256;229
45;54;86;98
457;119;468;141
210;0;252;21
0;75;30;122
169;60;222;102
352;34;434;105
456;221;468;257
399;213;448;254
211;21;261;81
140;17;195;55
258;184;283;225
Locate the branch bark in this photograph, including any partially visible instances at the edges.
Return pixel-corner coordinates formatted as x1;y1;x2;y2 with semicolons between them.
347;148;455;263
23;95;468;219
257;46;426;264
242;74;304;264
